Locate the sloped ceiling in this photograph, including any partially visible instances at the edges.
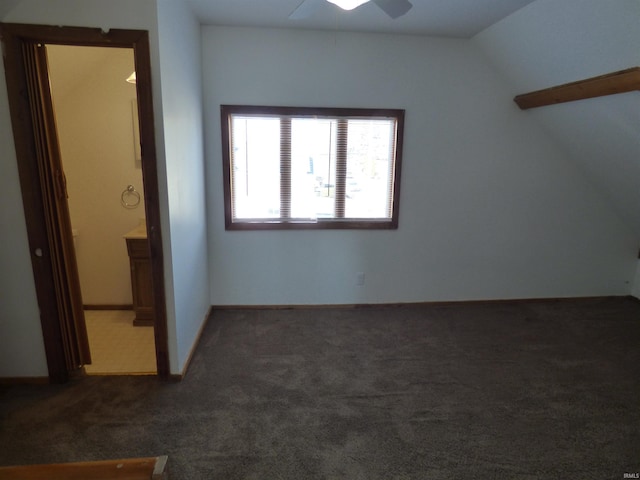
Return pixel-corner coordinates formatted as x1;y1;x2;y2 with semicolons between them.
474;0;640;236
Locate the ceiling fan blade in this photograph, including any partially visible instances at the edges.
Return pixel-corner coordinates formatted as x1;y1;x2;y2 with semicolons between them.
289;0;325;19
373;0;412;19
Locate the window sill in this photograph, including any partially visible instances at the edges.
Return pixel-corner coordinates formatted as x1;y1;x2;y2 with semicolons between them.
225;219;398;230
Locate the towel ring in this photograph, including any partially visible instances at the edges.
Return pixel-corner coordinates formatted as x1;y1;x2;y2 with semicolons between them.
121;185;141;209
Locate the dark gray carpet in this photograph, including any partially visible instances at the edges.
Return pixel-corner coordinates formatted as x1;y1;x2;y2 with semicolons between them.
1;298;639;479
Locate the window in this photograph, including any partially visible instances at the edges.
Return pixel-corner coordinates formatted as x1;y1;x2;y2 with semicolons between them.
221;105;404;230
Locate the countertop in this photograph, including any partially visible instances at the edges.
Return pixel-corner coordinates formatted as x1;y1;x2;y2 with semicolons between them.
123;224;147;239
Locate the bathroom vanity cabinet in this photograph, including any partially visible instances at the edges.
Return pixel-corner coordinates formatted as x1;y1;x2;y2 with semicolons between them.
124;225;154;327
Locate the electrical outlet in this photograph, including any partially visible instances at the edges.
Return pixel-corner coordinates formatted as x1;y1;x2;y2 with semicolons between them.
356;272;365;286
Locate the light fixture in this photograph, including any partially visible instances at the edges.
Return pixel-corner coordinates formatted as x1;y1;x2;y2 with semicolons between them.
126;71;136;84
326;0;370;10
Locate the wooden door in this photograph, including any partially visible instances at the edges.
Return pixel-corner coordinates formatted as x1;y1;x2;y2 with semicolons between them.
22;41;91;371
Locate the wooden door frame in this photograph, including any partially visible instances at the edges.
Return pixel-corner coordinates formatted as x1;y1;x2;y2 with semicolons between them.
0;23;170;381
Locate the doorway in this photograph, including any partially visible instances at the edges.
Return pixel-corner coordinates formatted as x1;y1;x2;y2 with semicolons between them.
0;23;169;382
46;44;156;375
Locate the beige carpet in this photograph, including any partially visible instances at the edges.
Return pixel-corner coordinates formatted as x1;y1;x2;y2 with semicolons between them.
83;310;156;375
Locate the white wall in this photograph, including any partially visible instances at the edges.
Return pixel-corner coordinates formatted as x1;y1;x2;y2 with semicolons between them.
0;68;48;376
0;0;209;378
156;0;209;372
1;1;636;378
203;27;637;305
0;0;174;377
49;46;145;305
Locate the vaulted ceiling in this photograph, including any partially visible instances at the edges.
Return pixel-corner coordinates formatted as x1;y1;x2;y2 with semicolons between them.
474;0;640;236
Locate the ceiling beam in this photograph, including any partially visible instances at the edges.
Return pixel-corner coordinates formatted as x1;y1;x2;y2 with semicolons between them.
514;67;640;110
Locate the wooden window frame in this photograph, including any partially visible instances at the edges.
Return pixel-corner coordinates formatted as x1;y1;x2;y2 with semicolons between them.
220;105;405;231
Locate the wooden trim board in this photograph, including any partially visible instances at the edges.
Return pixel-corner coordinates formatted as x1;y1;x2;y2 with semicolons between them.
0;455;168;480
212;295;631;311
0;377;50;385
514;67;640;109
168;305;213;382
84;305;133;311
